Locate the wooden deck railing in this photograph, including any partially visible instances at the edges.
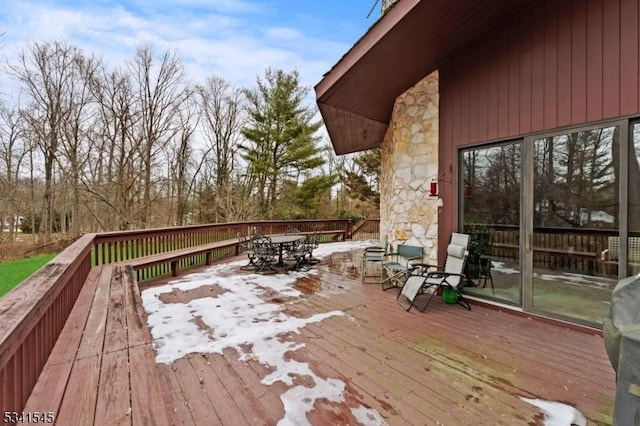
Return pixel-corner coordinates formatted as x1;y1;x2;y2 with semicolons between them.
0;219;352;414
0;234;95;415
349;218;380;241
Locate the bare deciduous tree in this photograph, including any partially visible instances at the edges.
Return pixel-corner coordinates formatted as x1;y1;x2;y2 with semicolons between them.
85;66;143;230
10;41;85;242
168;89;198;226
0;104;29;241
197;76;245;221
129;46;189;227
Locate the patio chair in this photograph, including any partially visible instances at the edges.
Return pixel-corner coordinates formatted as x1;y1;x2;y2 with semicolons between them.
282;228;303;256
397;232;471;312
305;232;320;265
361;240;387;283
287;239;312;272
237;233;257;270
249;227;264;240
381;244;424;290
253;236;278;274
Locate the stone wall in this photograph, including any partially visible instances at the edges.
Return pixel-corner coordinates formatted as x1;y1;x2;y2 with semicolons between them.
382;0;399;13
379;70;440;262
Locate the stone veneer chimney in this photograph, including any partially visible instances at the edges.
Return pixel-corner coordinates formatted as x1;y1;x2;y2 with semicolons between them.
382;0;399;14
379;71;440;263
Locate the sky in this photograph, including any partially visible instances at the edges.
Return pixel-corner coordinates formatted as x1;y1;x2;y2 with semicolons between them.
0;0;379;92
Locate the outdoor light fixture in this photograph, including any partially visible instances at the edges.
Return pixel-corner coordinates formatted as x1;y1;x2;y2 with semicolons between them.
429;180;438;197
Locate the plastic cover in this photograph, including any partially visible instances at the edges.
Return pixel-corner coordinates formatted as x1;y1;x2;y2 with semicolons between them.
603;273;640;425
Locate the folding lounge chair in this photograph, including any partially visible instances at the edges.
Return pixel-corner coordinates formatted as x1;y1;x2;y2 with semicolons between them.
381;244;423;290
397;233;471;312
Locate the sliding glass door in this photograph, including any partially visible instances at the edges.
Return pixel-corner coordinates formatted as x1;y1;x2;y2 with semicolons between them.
529;126;619;324
461;141;522;306
460;120;632;327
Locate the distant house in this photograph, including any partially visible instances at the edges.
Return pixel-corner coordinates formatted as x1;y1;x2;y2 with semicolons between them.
316;0;640;327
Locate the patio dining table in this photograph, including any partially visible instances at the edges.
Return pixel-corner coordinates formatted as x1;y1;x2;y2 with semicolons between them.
269;235;305;267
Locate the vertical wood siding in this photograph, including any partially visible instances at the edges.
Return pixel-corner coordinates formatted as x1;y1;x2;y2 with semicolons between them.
438;0;640;244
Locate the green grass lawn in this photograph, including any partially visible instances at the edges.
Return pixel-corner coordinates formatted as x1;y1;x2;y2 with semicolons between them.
0;253;57;297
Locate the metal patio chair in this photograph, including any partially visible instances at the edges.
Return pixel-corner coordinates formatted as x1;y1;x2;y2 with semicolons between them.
237;233;257;270
287;239;312;272
304;233;321;264
381;244;423;290
253;236;278;274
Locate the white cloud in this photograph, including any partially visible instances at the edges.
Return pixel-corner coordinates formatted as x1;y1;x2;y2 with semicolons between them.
0;0;354;90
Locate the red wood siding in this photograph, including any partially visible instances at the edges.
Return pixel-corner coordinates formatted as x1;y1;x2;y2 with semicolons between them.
438;0;640;245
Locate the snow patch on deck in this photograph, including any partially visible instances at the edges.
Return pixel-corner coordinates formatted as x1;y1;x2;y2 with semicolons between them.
141;240;384;426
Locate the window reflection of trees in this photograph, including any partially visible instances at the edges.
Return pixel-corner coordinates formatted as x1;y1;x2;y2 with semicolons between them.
463;143;521;225
534;127;617;229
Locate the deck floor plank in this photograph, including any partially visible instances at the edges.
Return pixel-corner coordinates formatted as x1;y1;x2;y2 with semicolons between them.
55;356;100;426
144;253;614;425
94;350;132;426
156;364;196;425
170;357;220;422
188;353;254;425
309;269;614;423
296;330;447;424
129;345;170;426
76;265;112;359
200;352;272;425
217;348;286;424
302;304;518;424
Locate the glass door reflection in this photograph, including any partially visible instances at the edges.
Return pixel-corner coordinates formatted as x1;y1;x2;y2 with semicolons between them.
461;142;522;306
531;127;618;325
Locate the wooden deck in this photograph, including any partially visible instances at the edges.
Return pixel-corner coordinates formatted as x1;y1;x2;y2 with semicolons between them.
25;245;615;425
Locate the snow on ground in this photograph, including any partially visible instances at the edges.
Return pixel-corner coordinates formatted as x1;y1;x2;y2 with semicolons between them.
491;260;520;275
141;240;385;426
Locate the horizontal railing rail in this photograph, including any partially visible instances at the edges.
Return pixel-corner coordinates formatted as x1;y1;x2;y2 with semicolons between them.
0;219;352;414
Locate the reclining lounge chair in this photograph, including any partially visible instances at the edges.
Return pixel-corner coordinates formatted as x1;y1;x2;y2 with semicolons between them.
397;233;471;312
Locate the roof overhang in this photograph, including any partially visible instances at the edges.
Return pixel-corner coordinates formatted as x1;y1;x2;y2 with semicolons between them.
315;0;535;155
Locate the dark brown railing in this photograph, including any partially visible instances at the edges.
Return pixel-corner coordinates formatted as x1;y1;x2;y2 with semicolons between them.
349;218;380;241
0;234;94;415
0;219;352;414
